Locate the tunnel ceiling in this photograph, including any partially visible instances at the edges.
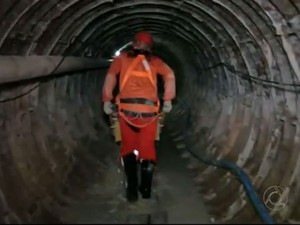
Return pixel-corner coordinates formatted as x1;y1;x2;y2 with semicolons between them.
1;0;300;101
1;0;300;224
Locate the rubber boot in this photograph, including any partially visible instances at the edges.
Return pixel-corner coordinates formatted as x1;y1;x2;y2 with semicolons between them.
122;153;138;202
139;160;155;199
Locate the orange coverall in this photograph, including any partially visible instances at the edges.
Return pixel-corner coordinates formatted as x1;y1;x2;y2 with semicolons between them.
102;52;176;162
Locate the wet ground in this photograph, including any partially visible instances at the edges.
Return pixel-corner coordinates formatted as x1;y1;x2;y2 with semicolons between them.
61;133;212;224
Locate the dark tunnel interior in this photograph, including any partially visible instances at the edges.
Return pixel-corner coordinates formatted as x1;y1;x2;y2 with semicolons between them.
1;0;300;224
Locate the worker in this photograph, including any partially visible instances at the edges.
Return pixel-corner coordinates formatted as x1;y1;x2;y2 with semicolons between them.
102;31;176;203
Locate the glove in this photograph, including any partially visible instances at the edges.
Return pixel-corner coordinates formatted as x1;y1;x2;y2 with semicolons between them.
162;101;172;113
103;101;113;115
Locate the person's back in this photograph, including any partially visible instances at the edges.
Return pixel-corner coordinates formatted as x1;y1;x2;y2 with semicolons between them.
103;49;176;106
102;31;176;202
109;52;155;102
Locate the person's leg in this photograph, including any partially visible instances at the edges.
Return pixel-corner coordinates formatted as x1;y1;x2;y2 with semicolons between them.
119;116;139;158
119;116;139;202
137;117;158;161
137;117;158;199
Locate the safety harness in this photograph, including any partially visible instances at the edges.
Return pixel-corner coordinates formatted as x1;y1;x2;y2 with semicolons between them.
115;54;160;128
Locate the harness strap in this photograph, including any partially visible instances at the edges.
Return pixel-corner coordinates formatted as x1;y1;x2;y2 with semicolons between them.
119;56;143;91
120;98;157;106
121;109;157;117
117;54;159;128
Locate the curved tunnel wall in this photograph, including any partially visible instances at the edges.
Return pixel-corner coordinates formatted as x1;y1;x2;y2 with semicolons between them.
0;0;300;223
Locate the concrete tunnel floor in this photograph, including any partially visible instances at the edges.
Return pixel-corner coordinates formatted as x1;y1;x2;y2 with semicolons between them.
58;130;212;224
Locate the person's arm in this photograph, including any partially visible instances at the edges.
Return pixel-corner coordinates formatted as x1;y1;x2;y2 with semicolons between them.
102;55;122;102
156;59;176;101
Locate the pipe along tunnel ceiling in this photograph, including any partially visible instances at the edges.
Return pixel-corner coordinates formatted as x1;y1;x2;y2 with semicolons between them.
1;0;300;224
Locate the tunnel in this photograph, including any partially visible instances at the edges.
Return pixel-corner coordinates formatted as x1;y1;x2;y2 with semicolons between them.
0;0;300;224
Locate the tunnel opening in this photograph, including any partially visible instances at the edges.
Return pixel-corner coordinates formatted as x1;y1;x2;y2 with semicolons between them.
0;0;300;224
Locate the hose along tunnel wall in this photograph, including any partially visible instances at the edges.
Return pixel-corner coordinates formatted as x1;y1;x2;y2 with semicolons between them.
0;0;300;224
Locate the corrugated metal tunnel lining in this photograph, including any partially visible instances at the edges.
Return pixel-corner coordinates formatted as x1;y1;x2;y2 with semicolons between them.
0;0;300;223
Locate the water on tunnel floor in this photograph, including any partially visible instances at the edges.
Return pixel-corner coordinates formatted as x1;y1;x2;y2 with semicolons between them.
59;131;211;224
